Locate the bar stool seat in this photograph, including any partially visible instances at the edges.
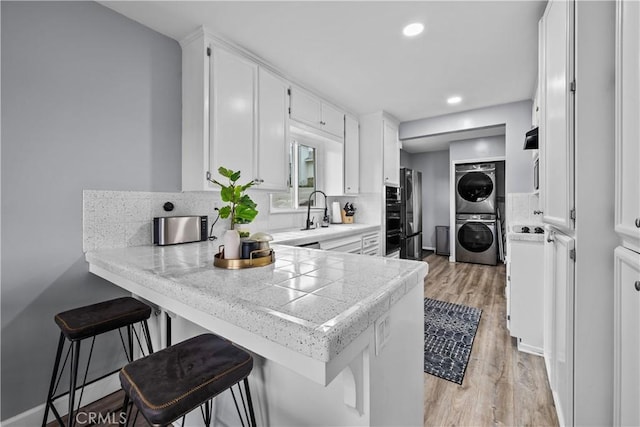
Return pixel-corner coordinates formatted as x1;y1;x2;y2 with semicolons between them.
43;297;154;427
119;333;255;426
55;297;152;341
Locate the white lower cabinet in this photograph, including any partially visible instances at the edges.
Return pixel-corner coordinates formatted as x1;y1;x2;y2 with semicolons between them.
615;0;640;253
361;232;380;256
543;229;575;427
614;246;640;426
320;230;381;255
508;239;544;354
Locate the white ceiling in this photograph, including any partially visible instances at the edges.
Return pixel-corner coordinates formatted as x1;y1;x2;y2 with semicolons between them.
100;0;545;131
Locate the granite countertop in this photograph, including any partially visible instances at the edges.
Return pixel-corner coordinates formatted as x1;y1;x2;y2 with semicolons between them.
507;223;545;242
270;223;380;246
85;241;426;363
508;232;545;242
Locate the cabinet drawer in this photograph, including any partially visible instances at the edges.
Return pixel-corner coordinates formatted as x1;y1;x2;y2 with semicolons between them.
321;235;362;252
362;246;380;256
324;240;362;253
362;233;380;249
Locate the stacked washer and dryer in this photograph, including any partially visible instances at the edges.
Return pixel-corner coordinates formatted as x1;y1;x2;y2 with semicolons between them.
455;163;499;266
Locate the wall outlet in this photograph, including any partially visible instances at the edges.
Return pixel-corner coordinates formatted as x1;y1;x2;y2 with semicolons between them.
374;313;391;356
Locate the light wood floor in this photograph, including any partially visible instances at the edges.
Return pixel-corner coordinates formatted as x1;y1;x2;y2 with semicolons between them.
423;253;558;427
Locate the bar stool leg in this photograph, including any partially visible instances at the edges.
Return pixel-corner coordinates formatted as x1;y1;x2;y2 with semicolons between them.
42;333;66;427
67;341;81;427
142;320;154;354
118;393;129;427
243;378;257;427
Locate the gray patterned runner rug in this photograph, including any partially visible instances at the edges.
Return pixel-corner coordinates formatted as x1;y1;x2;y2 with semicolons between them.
424;298;482;385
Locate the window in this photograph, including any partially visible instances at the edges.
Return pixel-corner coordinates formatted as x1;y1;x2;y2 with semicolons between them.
271;137;323;210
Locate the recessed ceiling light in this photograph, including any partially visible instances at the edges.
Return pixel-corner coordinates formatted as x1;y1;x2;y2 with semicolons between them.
403;22;424;37
447;96;462;105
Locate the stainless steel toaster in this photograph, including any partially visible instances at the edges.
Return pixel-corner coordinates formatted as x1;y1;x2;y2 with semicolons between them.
153;216;208;246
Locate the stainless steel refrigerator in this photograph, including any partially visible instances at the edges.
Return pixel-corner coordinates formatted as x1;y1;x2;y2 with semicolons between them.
400;168;423;260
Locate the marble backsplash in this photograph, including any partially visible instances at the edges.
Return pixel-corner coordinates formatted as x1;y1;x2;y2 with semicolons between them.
83;190;381;252
507;192;543;225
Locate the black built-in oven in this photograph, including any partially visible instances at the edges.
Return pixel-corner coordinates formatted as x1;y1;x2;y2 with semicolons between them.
385;186;402;255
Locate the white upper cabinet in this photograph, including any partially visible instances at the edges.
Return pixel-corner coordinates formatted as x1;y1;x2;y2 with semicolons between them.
181;28;352;193
257;67;289;191
344;115;360;194
209;46;257;183
541;0;575;232
615;0;640;252
321;103;345;138
359;111;400;192
290;86;345;138
383;119;400;187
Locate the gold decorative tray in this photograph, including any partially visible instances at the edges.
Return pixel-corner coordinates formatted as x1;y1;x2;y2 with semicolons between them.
213;248;275;269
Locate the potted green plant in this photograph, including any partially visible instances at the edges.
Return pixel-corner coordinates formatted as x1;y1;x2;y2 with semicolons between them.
207;166;258;258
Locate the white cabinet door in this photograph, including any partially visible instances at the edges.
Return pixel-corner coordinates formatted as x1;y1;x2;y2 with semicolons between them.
257;67;289;191
290;87;322;127
615;0;640;252
321;103;345;137
541;0;574;231
546;229;575;427
509;240;544;353
290;87;344;138
383;120;400;186
614;246;640;427
344;115;359;194
209;46;257;182
324;139;344;196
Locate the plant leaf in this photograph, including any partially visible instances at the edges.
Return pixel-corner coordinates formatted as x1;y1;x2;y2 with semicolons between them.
230;171;241;182
235;204;258;222
218;166;233;179
218;205;231;219
220;186;234;202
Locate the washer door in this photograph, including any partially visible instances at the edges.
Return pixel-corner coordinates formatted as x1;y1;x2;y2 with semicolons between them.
457;222;494;252
457;171;494;203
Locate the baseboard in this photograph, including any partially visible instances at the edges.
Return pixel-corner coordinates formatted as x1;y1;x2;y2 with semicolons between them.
1;373;120;427
422;246;435;251
516;341;544;356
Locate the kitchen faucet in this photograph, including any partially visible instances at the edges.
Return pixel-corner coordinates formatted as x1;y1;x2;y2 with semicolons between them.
303;190;329;230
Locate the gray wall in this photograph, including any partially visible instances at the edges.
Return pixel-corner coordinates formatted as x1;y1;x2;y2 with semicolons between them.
1;1;181;419
400;100;533;194
449;135;506;162
409;150;450;250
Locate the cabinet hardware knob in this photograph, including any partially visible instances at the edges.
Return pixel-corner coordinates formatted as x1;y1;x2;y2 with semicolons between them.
635;281;640;292
635;217;640;228
546;234;554;243
320;121;326;125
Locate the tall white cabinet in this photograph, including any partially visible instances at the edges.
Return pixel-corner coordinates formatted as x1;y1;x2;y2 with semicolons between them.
541;0;574;232
539;1;617;425
209;46;258;184
359;111;400;193
614;2;640;426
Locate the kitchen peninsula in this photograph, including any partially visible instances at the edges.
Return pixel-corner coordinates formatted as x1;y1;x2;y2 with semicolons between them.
85;240;427;426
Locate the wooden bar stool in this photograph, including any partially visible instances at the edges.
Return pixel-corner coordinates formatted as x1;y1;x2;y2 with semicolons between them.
42;297;154;427
118;333;256;427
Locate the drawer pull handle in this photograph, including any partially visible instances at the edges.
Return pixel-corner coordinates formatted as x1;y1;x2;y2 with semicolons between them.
635;281;640;292
635;217;640;228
